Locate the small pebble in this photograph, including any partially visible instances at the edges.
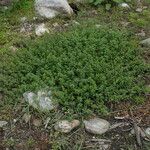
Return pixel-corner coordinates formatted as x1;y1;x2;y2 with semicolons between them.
33;119;42;127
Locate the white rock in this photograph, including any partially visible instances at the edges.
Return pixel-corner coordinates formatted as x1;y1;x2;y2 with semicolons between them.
23;89;56;112
53;22;59;28
119;3;130;9
35;0;73;19
0;121;8;128
35;23;49;36
136;8;143;12
23;92;38;108
140;38;150;47
84;118;110;135
95;24;101;28
145;127;150;136
72;20;80;25
54;120;80;133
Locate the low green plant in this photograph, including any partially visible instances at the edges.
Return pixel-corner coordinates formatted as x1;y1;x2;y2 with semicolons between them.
89;0;131;10
11;0;33;11
0;25;148;115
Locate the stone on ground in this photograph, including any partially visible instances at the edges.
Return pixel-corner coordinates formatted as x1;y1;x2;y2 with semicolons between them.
33;119;42;127
0;121;8;128
140;38;150;47
23;89;56;112
145;127;150;137
84;118;110;135
35;23;49;36
35;0;73;19
54;120;80;133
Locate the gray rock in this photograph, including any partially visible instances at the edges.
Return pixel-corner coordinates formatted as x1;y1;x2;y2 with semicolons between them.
35;0;73;19
33;119;42;127
84;118;110;135
23;89;56;112
145;127;150;137
0;121;8;128
140;38;150;47
119;3;130;9
54;120;80;133
35;23;49;36
136;8;143;12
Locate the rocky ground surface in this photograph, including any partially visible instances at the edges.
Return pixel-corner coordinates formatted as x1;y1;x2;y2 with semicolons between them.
0;0;150;150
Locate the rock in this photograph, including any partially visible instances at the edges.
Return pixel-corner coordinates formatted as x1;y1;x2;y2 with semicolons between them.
23;89;56;112
95;24;101;28
35;23;49;36
22;113;31;123
71;120;80;128
35;0;73;19
143;6;148;9
52;22;59;28
119;3;130;9
54;120;80;133
145;127;150;137
84;118;110;135
33;119;42;127
140;38;150;47
72;20;80;25
20;17;27;23
120;21;130;27
136;8;143;12
9;46;18;52
135;30;145;37
0;121;8;128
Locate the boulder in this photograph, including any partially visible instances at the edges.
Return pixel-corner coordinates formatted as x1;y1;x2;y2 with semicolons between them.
35;0;73;19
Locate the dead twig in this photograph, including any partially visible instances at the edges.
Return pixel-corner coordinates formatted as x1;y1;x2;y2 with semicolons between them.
129;109;142;148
